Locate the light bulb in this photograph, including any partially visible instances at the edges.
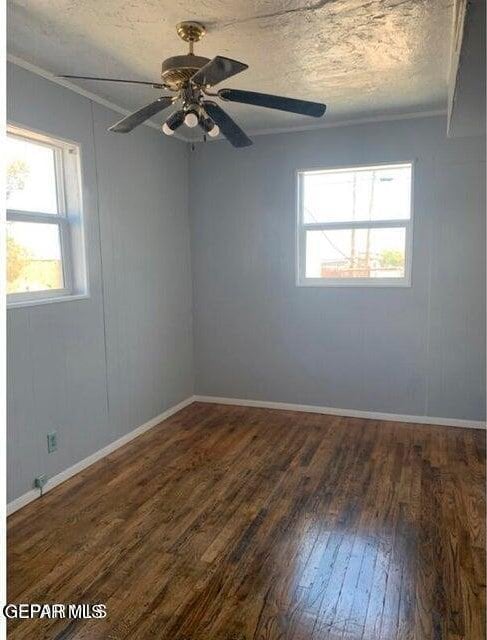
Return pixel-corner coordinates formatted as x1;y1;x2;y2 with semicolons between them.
184;112;199;128
162;122;174;136
208;124;220;138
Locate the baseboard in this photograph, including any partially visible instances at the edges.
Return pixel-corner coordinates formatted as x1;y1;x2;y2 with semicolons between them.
8;393;484;515
193;395;486;430
6;489;40;516
7;396;195;516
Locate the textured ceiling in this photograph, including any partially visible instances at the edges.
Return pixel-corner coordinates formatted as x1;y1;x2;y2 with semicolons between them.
8;0;453;138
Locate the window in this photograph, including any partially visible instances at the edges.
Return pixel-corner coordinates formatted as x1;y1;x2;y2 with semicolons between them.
296;163;413;286
7;125;87;305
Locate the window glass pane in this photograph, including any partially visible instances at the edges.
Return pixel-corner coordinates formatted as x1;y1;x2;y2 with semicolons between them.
305;227;406;279
6;135;59;214
7;221;64;294
302;164;411;223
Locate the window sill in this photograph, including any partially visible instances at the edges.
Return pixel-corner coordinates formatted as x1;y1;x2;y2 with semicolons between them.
7;293;90;309
296;278;412;288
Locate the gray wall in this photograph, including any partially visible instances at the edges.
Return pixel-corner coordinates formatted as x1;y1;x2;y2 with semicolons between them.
7;63;193;502
7;66;486;503
189;116;486;421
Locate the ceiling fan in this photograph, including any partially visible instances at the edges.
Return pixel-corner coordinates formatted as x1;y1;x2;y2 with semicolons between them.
59;21;327;148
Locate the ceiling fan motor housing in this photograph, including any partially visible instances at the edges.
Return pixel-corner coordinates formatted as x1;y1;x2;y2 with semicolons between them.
161;54;210;90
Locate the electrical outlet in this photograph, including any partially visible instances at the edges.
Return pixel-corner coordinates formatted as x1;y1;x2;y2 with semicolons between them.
47;431;57;453
34;475;47;489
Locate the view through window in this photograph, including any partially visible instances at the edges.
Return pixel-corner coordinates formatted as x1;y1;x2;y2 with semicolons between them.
297;163;413;285
6;126;85;303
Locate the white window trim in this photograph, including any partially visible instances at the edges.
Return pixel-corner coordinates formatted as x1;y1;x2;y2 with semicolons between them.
7;124;88;307
295;161;415;288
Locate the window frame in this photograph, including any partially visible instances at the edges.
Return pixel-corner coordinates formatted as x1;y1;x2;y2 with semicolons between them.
295;161;415;288
7;125;85;306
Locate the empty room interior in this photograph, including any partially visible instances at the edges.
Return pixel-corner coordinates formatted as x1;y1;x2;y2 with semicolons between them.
4;1;486;638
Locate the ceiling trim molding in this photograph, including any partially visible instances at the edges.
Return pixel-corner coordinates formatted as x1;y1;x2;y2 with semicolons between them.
7;53;189;142
239;109;448;137
192;108;448;144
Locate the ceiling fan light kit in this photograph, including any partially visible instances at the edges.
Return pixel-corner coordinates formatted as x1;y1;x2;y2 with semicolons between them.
207;124;220;138
161;109;185;135
184;110;200;128
59;21;327;148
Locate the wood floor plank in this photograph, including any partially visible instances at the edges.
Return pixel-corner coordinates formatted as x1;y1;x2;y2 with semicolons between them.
7;403;486;640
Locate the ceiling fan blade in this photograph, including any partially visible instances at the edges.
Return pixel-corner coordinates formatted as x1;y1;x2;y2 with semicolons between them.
203;102;252;148
218;89;326;118
191;56;248;87
108;97;175;133
58;75;165;89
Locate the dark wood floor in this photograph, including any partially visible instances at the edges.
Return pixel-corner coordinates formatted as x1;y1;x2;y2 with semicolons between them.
7;403;486;639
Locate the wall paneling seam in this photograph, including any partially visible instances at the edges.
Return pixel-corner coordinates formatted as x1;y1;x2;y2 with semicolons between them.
89;100;111;417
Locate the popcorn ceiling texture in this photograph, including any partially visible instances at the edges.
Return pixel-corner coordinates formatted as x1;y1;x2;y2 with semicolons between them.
7;0;452;133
